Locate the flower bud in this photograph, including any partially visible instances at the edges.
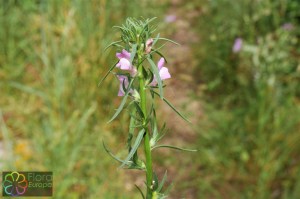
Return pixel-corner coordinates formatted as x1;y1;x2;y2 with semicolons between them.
145;38;154;54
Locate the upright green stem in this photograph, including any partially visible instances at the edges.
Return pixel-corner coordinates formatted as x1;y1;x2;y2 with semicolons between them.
138;53;153;199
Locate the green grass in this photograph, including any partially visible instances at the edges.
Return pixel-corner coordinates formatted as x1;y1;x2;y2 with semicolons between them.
190;0;300;198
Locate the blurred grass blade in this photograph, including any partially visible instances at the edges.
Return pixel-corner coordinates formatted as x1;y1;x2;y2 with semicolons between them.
108;79;134;123
9;82;47;100
152;90;191;123
151;145;197;152
98;61;118;86
147;57;163;98
120;128;145;168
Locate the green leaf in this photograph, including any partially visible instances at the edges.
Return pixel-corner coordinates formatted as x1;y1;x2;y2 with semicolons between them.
145;69;154;86
140;17;157;35
152;33;160;46
156;38;180;45
153;171;159;191
151;48;167;62
151;110;158;139
104;40;123;52
133;102;145;119
164;182;174;195
108;78;134;123
152;90;191;123
98;61;118;87
157;171;168;192
135;185;145;199
151;145;197;152
155;123;167;144
130;44;137;64
147;57;163;99
127;114;136;151
120;128;145;168
113;25;128;32
102;141;131;166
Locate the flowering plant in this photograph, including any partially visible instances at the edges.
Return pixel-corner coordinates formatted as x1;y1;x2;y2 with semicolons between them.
99;17;195;199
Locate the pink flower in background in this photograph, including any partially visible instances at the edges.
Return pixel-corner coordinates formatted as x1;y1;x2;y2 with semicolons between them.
117;75;130;96
116;49;137;76
164;15;177;23
232;38;243;53
151;58;171;86
282;23;294;31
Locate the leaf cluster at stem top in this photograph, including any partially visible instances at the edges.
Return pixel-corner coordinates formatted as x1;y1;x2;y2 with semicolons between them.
114;17;157;49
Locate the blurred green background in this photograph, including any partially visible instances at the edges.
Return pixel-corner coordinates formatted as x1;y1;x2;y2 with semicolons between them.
0;0;299;198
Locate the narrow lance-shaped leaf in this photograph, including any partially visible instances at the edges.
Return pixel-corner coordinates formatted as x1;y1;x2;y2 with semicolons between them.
120;128;145;168
151;47;167;62
156;38;180;45
140;17;157;35
151;145;197;152
102;141;131;166
127;113;136;151
98;61;118;87
135;185;145;199
108;78;134;123
130;43;137;64
104;40;123;52
153;172;159;191
152;33;160;47
133;102;145;119
152;90;191;123
157;170;168;192
147;57;163;98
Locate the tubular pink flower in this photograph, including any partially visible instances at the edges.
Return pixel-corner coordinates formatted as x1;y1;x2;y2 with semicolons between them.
116;49;137;76
116;49;132;70
151;58;171;86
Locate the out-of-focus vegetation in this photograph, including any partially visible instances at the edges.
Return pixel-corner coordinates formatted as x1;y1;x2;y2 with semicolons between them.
0;0;164;198
190;0;300;198
1;0;300;198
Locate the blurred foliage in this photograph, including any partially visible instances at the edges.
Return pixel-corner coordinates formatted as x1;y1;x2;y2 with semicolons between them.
191;0;300;198
0;0;165;198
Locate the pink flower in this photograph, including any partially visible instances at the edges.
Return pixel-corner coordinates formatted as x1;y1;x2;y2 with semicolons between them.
232;38;243;53
165;15;177;23
282;23;294;31
145;38;153;54
117;75;129;96
151;58;171;86
116;49;137;76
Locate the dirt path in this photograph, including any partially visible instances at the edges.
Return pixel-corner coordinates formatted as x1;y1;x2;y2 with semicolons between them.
154;1;203;198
